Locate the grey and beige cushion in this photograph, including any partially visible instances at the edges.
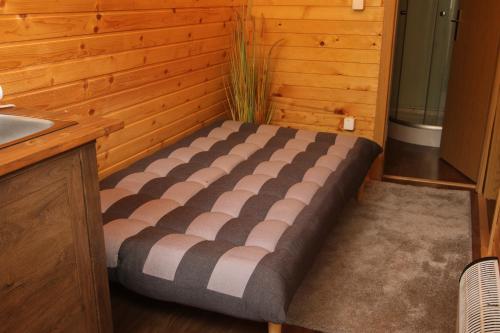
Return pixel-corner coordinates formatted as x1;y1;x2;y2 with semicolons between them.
100;120;381;323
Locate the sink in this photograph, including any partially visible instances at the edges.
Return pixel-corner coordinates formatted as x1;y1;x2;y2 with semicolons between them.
0;114;54;145
0;113;76;149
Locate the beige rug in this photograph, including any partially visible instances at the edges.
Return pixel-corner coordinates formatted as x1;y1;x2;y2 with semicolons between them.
287;181;472;333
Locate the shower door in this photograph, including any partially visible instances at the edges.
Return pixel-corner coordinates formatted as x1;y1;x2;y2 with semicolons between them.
390;0;458;128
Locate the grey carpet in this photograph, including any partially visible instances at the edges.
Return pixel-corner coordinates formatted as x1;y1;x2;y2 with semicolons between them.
287;181;472;333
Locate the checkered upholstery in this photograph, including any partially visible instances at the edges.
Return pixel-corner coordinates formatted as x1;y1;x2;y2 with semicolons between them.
100;120;381;323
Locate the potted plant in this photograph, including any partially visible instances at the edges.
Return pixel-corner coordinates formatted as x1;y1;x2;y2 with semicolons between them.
225;3;282;125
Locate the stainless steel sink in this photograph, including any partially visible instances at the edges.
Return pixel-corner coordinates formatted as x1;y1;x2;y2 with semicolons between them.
0;113;76;149
0;114;54;144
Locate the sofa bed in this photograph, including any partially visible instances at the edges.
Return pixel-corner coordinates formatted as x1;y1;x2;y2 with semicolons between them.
100;120;381;332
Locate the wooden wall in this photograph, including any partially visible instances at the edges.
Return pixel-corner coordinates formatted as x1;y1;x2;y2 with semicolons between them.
0;0;242;178
252;0;385;140
0;0;390;178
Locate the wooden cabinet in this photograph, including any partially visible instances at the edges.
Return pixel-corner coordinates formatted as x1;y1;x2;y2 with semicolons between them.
0;143;112;333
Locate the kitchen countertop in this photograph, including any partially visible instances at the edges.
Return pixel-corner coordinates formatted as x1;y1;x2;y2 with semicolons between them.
0;108;123;177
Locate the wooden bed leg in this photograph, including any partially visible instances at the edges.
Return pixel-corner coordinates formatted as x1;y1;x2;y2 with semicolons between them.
268;322;282;333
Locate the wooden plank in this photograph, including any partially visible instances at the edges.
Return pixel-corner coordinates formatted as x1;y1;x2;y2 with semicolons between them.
382;175;477;190
476;193;491;257
271;119;373;138
85;52;227;100
253;0;382;7
0;35;229;95
98;89;227;153
259;19;383;36
272;71;379;92
102;77;225;126
99;0;244;11
0;0;244;14
470;191;482;259
252;6;384;21
272;112;374;136
272;105;375;130
4;51;228;111
488;191;500;256
97;103;227;170
50;64;227;119
0;22;231;71
271;59;380;78
267;46;380;64
259;32;381;50
272;84;378;105
0;8;233;43
272;99;376;120
97;113;227;179
0;0;97;14
4;81;87;112
271;96;376;117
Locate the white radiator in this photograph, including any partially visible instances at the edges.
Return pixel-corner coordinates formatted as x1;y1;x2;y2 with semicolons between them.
458;258;500;333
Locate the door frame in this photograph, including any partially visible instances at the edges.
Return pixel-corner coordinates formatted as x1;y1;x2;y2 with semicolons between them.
375;0;499;196
370;0;398;179
478;53;500;196
374;0;398;150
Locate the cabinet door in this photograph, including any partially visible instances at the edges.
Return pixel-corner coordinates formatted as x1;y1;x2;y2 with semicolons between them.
0;149;99;333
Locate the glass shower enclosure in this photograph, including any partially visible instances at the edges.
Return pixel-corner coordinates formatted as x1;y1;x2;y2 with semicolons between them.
389;0;459;136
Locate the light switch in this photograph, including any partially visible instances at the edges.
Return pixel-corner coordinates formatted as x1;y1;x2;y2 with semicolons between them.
353;0;364;10
0;85;3;101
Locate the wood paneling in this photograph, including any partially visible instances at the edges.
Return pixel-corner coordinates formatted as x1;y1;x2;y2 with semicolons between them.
0;0;393;177
253;1;386;141
0;1;242;177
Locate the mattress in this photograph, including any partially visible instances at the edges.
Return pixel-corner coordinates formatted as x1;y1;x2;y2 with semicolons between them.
100;120;381;323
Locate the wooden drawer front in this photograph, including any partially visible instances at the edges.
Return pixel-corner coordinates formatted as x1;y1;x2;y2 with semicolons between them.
0;150;98;333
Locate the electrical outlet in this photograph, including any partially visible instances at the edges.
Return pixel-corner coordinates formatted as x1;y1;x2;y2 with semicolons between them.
353;0;364;10
343;117;356;131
